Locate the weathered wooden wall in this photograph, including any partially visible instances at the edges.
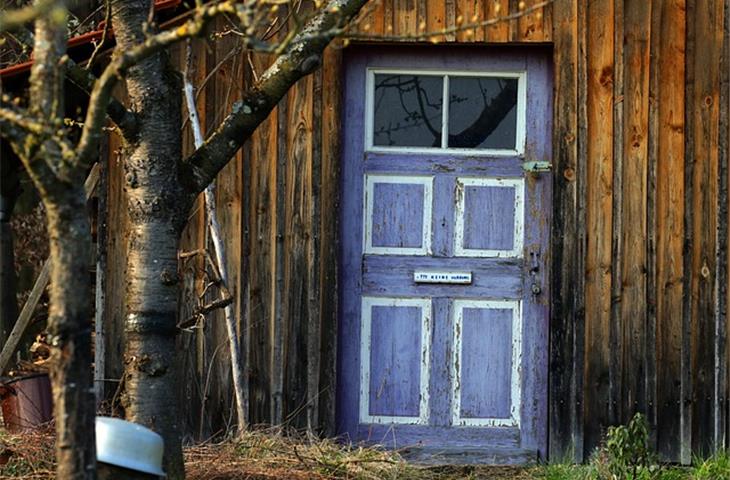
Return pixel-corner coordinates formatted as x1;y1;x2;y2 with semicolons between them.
548;0;730;464
102;0;730;463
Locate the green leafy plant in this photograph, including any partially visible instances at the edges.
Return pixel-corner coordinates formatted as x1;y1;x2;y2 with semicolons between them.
605;412;654;478
691;450;730;479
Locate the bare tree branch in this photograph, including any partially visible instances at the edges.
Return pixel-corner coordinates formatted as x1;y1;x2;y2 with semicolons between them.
181;0;370;193
75;1;244;167
0;0;59;33
11;27;140;136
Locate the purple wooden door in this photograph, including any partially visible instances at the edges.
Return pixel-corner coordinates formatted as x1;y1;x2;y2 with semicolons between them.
337;46;552;463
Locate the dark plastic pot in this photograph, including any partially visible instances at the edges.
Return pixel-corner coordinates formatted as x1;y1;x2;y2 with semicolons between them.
0;373;53;431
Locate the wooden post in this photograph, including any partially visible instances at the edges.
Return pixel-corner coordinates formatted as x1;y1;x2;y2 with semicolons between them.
95;149;108;405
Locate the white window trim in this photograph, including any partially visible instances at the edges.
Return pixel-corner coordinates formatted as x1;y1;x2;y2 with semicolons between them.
365;68;527;156
451;299;522;427
363;174;433;256
359;296;432;425
454;177;525;258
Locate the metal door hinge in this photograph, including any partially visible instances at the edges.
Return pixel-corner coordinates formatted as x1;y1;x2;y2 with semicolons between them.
522;160;552;172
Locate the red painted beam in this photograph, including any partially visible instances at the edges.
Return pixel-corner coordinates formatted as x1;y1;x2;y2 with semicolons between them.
0;0;181;79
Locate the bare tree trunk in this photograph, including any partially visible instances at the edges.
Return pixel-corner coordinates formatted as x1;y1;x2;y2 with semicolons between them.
24;4;97;479
45;193;96;480
112;2;189;478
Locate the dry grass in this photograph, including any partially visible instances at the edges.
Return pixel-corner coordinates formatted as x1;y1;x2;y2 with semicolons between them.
0;425;55;479
0;426;536;479
185;428;432;480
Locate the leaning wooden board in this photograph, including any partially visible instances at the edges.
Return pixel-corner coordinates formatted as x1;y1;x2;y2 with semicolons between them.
0;164;100;375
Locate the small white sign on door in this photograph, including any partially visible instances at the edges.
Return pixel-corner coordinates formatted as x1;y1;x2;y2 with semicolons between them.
413;271;472;284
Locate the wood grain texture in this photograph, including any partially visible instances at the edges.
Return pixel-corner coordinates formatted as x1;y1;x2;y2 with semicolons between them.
208;18;244;432
349;0;552;41
517;0;545;42
97;0;730;462
282;73;313;428
485;0;510;42
583;0;614;453
652;0;686;461
103;131;127;396
549;0;583;462
688;0;724;456
247;52;277;425
318;46;342;436
609;0;625;434
620;0;651;425
718;0;730;455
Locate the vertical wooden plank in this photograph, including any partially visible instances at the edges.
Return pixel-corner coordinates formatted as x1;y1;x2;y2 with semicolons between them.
417;0;429;39
384;0;395;36
646;0;665;451
307;65;324;431
361;0;386;36
175;39;207;438
456;0;483;41
203;19;237;432
719;0;730;454
103;129;126;403
212;26;245;430
248;52;277;425
583;0;614;453
371;0;387;35
575;0;588;459
445;0;457;40
619;0;651;425
95;134;108;405
518;0;546;42
680;0;696;462
272;72;288;428
395;0;418;37
652;0;686;462
687;0;724;455
318;46;342;436
609;0;624;430
198;34;219;436
542;1;553;41
508;0;519;41
240;91;252;431
485;0;510;42
714;0;729;451
281;74;313;428
549;0;584;462
427;0;447;42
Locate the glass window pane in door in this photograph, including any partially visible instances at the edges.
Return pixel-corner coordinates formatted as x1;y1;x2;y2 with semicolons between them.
372;74;443;148
448;77;518;149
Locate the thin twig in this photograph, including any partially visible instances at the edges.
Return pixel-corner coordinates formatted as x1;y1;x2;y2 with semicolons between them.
85;0;112;69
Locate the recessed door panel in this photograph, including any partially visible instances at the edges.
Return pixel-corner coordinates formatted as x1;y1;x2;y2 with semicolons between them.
360;297;431;424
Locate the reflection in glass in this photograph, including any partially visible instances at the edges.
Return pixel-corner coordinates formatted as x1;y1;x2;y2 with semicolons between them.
448;77;518;149
373;74;443;147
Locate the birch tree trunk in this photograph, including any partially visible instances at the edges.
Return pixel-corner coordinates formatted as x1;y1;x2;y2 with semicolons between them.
111;2;190;478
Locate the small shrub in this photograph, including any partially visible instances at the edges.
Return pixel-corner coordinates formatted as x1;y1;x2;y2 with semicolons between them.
603;412;655;479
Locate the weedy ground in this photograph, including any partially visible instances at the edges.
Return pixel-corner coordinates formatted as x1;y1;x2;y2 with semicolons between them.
0;423;727;479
